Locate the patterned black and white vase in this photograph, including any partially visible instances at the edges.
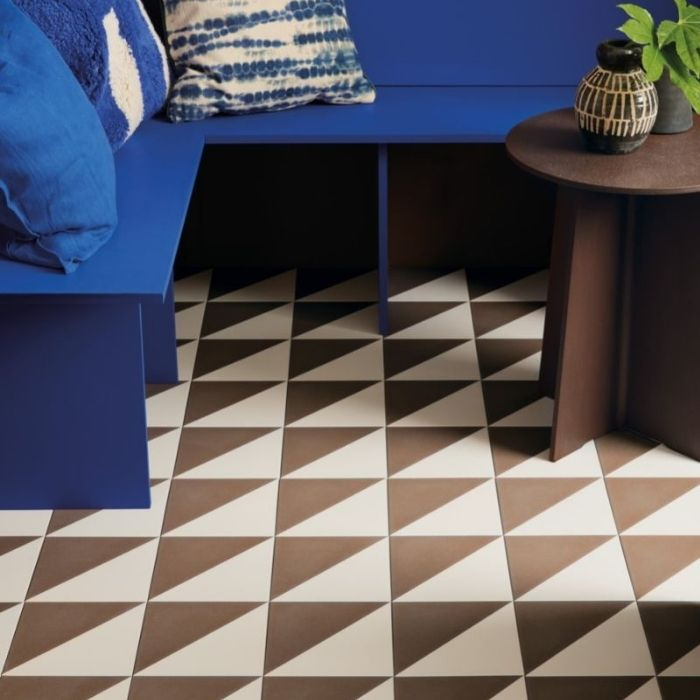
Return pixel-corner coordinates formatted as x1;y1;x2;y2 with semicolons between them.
575;40;658;155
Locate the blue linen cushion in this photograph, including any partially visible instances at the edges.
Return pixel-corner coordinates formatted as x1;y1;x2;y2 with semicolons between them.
0;0;118;272
14;0;171;150
163;0;375;122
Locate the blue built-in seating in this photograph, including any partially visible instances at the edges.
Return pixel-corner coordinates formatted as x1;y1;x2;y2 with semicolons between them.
0;0;670;509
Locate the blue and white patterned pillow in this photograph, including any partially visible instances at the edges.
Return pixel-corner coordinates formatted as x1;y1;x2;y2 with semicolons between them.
163;0;375;122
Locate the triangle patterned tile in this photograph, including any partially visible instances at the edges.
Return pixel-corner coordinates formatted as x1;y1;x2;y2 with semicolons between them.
478;308;546;340
0;677;126;700
146;382;190;428
498;440;602;479
0;604;22;674
660;642;700;677
175;302;206;340
386;340;480;381
263;677;387;700
148;428;182;480
291;340;383;381
178;340;198;381
626;486;700;534
0;538;43;602
657;678;700;698
471;302;545;338
525;677;655;700
595;432;660;476
389;303;473;339
467;267;544;301
476;340;542;380
129;676;259;700
193;340;289;381
174;269;212;302
394;676;522;700
287;382;385;428
296;269;373;301
201;302;292;339
488;428;552;476
606;443;700;479
487;351;542;382
299;270;378;303
472;269;548;303
209;269;296;302
390;269;469;302
293;302;378;339
0;510;50;537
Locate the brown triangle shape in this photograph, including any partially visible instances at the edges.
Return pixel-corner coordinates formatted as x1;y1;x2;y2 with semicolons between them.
271;537;380;598
505;536;613;598
482;381;544;424
621;536;700;598
497;478;595;532
292;302;373;337
383;339;466;378
285;381;377;424
0;603;17;615
208;267;290;300
185;381;281;424
658;678;700;700
638;601;700;673
395;677;521;700
130;676;256;700
389;268;460;298
391;536;497;598
193;339;284;378
489;427;553;475
145;382;186;399
467;267;543;300
525;677;651;700
605;478;700;532
471;302;544;337
387;427;480;475
135;602;260;672
385;381;473;424
265;602;383;672
295;268;372;299
175;427;275;475
150;537;269;598
389;302;463;335
475;339;542;378
0;537;37;559
5;603;138;671
148;427;177;441
595;431;659;475
389;479;486;533
174;300;200;312
27;537;153;598
514;601;629;673
282;428;378;476
393;601;507;673
289;339;375;378
163;479;271;533
47;510;99;535
276;479;379;533
263;677;386;700
0;677;124;700
201;302;286;336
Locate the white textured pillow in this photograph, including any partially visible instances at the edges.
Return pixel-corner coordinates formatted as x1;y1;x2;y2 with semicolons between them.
163;0;375;122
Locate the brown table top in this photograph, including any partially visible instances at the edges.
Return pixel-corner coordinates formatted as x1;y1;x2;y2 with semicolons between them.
506;108;700;196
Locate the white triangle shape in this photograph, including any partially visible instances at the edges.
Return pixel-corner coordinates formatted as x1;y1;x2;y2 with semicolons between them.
175;302;206;340
479;308;546;340
0;510;51;537
500;441;602;479
492;397;554;428
399;603;523;676
626;679;663;700
358;679;394;700
175;270;212;302
397;538;512;602
300;272;377;302
0;604;22;672
608;444;700;478
187;384;287;428
276;539;391;602
180;430;283;480
486;352;542;382
147;383;190;428
642;556;700;602
509;480;617;536
205;304;294;340
177;341;198;382
48;480;170;537
391;383;487;428
91;679;132;700
279;482;388;537
166;481;278;537
294;341;384;381
212;271;296;303
197;342;290;382
149;428;182;480
392;428;495;479
391;271;470;302
31;540;160;603
288;429;387;479
137;604;267;676
392;341;480;381
5;604;145;677
474;270;549;302
289;383;385;428
0;539;43;601
224;678;264;700
660;642;700;676
625;486;700;535
530;603;655;676
390;303;474;340
298;305;380;340
519;537;635;602
394;481;503;537
492;678;528;700
154;539;273;602
268;605;393;676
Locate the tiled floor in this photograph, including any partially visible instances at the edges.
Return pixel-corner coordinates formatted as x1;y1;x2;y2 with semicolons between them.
1;267;699;699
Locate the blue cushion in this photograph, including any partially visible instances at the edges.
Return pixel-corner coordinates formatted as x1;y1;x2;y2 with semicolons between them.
14;0;171;150
163;0;375;122
0;0;118;273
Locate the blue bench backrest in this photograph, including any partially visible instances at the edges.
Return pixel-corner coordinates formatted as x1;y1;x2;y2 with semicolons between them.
143;0;670;86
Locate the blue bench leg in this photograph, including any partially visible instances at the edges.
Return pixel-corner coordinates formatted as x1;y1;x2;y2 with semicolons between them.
141;276;179;383
0;301;150;509
378;144;390;336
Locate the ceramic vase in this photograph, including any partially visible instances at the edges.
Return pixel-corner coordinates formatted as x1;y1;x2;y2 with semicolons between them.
652;70;693;134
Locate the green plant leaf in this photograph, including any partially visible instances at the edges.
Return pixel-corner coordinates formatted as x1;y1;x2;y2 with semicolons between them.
658;1;700;75
663;45;700;111
643;43;665;79
619;18;654;43
619;3;655;30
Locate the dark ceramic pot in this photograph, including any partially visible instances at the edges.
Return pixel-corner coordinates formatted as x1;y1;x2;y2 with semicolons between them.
575;40;658;154
652;71;693;134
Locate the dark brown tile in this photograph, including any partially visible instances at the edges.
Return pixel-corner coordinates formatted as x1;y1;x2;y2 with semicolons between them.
201;302;286;336
292;303;373;337
47;510;99;535
383;339;465;378
471;302;544;337
285;381;378;425
130;677;257;700
482;381;544;424
148;427;178;441
145;382;185;399
395;677;521;700
263;677;385;699
295;269;372;299
389;268;460;298
657;678;700;699
193;340;284;378
525;677;652;700
0;537;37;558
0;677;124;700
475;339;542;378
466;267;543;300
185;382;282;424
489;427;552;475
388;302;463;335
385;381;472;424
595;431;659;476
289;340;374;378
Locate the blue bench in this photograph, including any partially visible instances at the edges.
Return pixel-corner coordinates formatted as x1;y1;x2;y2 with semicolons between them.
0;0;669;509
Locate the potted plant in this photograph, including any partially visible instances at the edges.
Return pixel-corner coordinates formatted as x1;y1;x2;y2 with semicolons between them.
618;0;700;132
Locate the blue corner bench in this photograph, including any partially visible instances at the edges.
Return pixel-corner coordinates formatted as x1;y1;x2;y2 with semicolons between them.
0;0;668;509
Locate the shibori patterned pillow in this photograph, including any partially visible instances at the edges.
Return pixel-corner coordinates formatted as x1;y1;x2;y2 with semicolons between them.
163;0;376;122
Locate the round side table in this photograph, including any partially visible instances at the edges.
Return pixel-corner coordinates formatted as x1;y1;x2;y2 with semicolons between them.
507;108;700;462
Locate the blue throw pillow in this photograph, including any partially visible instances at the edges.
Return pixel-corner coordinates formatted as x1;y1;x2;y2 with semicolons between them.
0;0;118;272
163;0;375;122
14;0;171;150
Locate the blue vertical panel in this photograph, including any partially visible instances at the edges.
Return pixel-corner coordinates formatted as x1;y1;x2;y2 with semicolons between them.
0;302;150;509
142;276;179;383
377;144;390;336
